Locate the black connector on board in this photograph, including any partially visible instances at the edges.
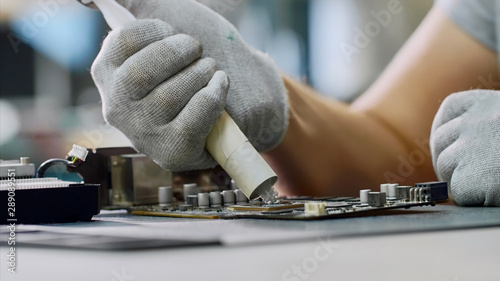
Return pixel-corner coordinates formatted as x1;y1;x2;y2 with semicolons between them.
414;181;448;202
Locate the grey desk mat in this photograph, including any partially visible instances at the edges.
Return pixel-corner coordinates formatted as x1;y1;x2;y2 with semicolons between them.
7;205;500;249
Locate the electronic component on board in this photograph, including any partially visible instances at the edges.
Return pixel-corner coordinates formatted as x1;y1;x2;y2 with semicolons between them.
368;192;387;207
209;191;222;208
130;181;449;221
222;190;236;206
380;184;388;194
68;147;231;209
178;204;192;211
186;195;199;208
387;183;398;199
0;178;99;224
183;183;200;202
198;193;210;208
396;186;412;200
158;186;173;207
304;202;327;216
411;181;448;202
2;146;450;223
36;144;88;178
359;189;371;204
0;157;35;179
0;145;99;224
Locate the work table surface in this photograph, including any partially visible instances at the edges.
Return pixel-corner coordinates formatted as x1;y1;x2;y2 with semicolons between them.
1;205;499;281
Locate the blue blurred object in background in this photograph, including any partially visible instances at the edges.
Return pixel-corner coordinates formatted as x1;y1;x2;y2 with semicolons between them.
9;1;102;72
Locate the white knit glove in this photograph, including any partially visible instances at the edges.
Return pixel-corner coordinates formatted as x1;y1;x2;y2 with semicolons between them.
430;90;500;206
91;0;288;171
92;19;229;171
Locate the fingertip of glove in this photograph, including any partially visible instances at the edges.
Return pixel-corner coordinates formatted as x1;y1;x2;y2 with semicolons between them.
170;33;203;58
211;70;230;96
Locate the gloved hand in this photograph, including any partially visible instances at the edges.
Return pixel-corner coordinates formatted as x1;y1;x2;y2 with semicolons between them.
430;90;500;206
91;0;288;171
92;19;230;170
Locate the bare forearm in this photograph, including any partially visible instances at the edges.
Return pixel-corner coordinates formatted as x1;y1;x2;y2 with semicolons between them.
263;76;435;197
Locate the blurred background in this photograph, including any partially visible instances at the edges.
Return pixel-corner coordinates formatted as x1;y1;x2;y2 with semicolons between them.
0;0;433;167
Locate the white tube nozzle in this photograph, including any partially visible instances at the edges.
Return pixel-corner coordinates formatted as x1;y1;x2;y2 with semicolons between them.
206;111;278;202
82;0;136;29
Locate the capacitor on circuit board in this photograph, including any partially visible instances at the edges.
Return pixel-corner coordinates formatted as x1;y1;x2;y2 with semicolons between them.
158;186;173;207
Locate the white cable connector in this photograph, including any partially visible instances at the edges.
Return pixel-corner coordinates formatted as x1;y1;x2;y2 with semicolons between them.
69;144;88;161
304;202;327;216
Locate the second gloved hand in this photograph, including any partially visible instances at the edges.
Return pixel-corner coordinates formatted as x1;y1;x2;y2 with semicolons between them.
430;90;500;206
92;20;229;171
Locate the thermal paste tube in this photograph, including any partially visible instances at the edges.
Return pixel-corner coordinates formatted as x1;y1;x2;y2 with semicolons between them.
80;0;135;29
80;0;279;203
234;189;248;204
206;111;278;202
